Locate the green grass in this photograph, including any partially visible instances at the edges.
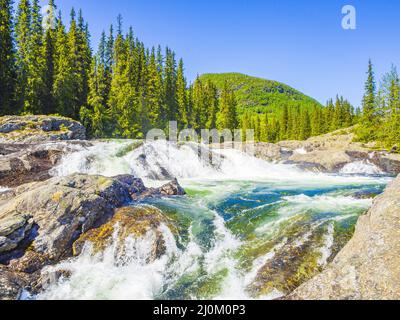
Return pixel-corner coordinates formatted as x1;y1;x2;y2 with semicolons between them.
199;73;323;115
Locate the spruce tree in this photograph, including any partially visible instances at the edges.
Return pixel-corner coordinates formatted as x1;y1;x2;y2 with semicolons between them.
164;47;177;124
279;105;288;140
388;76;400;146
146;47;163;128
0;0;16;115
358;60;377;140
53;12;75;117
217;81;238;130
42;0;57;114
176;59;188;129
15;0;31;111
24;0;45;114
205;80;219;130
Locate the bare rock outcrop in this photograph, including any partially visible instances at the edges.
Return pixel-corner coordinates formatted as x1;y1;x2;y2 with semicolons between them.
0;141;92;188
278;128;400;174
0;172;186;299
0;174;133;266
0;115;86;144
288;175;400;300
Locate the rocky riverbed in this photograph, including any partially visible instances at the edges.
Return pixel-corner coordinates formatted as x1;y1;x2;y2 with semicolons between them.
217;128;400;175
0;116;186;300
0;116;399;300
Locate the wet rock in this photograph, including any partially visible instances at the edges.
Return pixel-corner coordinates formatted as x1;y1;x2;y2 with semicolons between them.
113;174;147;195
0;141;93;188
132;178;186;200
0;265;30;300
353;190;379;200
158;178;186;196
0;214;34;254
0;115;86;144
0;173;186;276
288;175;400;300
8;251;51;274
73;206;175;262
0;174;133;270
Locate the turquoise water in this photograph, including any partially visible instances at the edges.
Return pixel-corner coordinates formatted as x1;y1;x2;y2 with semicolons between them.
137;179;386;299
36;141;391;300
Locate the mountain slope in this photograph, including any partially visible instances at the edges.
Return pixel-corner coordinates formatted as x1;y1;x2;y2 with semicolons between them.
198;73;322;114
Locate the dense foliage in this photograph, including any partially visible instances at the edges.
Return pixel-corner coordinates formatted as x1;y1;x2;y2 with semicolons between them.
356;61;400;150
199;73;356;142
1;1;395;147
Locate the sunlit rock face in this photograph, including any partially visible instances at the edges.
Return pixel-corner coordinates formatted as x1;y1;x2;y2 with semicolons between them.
0;115;86;144
289;175;400;300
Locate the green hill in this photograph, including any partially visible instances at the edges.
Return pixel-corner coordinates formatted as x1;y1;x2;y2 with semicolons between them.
198;73;322;114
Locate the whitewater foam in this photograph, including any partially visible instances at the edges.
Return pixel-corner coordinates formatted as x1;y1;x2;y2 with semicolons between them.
51;140;389;189
340;160;384;175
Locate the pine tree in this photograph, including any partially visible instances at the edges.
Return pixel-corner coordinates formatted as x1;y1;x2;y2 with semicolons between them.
204;80;219;129
77;10;92;117
260;113;269;142
358;60;377;141
146;47;163;128
15;0;31;111
42;1;56;114
217;81;238;130
164;47;177;125
24;0;45;114
53;12;75;116
192;77;205;130
176;59;188;129
299;109;311;140
387;75;400;146
0;0;16;115
279;105;288;140
81;56;110;138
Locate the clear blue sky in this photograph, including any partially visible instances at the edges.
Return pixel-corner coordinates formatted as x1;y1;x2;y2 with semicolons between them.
38;0;400;107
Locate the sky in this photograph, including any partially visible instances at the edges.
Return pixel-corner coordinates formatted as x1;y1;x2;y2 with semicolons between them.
36;0;400;107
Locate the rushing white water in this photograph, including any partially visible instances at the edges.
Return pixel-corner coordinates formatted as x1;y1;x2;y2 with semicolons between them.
318;223;335;266
37;224;180;300
51;140;389;187
281;194;373;213
36;139;391;300
37;212;259;300
340;160;384;175
0;187;10;193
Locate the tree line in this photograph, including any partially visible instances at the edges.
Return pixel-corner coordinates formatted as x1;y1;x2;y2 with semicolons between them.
3;1;394;147
240;96;356;142
356;60;400;150
0;0;239;139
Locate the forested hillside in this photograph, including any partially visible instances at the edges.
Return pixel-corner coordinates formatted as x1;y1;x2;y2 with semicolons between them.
199;73;321;113
198;73;356;141
0;1;398;148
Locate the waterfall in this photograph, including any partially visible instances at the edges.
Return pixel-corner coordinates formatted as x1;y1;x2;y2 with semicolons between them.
34;139;390;300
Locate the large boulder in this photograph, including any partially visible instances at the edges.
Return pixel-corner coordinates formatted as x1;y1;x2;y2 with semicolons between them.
0;115;86;144
288;175;400;300
0;174;133;270
0;173;186;275
0;141;91;188
131;178;186;200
